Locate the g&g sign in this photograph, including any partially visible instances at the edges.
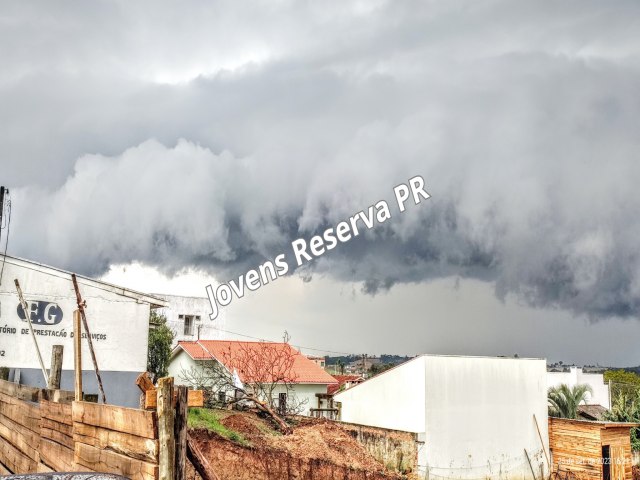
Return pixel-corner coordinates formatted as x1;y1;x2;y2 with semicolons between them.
16;301;64;326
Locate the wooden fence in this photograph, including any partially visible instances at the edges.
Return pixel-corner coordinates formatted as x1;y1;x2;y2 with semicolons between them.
0;379;160;480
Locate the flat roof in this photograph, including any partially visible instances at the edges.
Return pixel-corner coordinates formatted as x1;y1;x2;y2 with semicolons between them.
1;254;168;308
550;417;640;428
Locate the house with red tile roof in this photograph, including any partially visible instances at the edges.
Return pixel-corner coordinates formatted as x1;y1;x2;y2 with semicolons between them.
168;339;337;416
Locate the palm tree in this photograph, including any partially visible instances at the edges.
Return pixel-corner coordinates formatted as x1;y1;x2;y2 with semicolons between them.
548;384;593;419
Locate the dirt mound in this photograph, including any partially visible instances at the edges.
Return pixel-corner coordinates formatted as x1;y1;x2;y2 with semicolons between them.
220;414;262;436
263;419;388;473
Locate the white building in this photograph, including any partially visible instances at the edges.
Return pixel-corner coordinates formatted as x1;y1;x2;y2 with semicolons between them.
0;254;167;407
153;293;225;345
334;355;549;480
547;366;610;409
168;340;337;416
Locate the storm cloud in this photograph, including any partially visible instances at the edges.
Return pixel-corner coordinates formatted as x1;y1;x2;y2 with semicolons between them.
4;0;640;320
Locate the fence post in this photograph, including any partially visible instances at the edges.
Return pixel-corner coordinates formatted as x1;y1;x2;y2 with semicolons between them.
73;310;82;401
175;385;188;480
158;377;175;480
48;345;64;390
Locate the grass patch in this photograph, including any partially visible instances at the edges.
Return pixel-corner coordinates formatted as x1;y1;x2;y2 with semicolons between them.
188;408;249;446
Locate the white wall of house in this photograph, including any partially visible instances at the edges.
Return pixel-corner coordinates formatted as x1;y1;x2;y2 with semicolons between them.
154;294;225;345
168;350;330;416
335;356;426;433
335;355;549;480
424;356;548;480
547;367;610;409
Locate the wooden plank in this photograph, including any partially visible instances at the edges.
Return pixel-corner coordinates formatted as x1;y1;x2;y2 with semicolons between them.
0;412;41;452
145;389;204;409
48;345;64;390
157;377;175;480
175;386;188;480
75;442;158;480
73;422;159;463
0;379;40;402
39;438;75;472
0;460;12;475
41;417;73;437
72;401;157;439
40;399;73;425
37;462;54;473
0;433;37;473
0;392;41;433
41;426;74;449
136;372;155;393
40;388;75;404
0;417;39;461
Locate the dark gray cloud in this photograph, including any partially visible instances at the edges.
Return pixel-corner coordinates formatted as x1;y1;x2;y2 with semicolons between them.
3;0;640;321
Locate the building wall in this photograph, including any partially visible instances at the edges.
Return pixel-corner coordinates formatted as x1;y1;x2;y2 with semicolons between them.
547;367;611;409
168;349;200;384
335;355;549;480
424;356;549;480
154;294;225;345
12;368;141;407
334;356;426;433
0;256;157;407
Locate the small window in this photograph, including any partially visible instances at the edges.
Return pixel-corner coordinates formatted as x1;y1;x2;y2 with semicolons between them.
183;315;194;335
218;391;226;404
195;315;201;321
178;314;184;319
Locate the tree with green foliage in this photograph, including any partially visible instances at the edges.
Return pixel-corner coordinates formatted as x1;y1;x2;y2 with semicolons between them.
147;311;175;383
548;384;593;419
603;390;640;451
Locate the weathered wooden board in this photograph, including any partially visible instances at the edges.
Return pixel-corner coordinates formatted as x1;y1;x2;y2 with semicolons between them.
73;401;157;439
40;388;75;404
39;438;75;472
75;442;158;480
0;379;40;402
0;460;12;475
40;399;73;425
36;462;54;473
41;426;74;450
144;389;204;409
0;417;39;461
41;417;73;438
0;412;41;454
0;392;41;432
73;422;159;463
0;432;37;473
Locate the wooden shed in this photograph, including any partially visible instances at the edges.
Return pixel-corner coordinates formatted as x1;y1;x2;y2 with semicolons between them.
548;417;639;480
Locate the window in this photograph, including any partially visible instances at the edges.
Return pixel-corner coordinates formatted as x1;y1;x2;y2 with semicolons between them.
218;391;226;404
183;315;194;335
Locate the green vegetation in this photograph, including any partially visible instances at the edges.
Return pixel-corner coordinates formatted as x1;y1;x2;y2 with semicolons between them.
147;312;175;383
604;390;640;451
604;370;640;398
548;384;593;419
188;408;249;446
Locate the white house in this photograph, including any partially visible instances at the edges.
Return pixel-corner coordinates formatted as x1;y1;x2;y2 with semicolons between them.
334;355;549;480
168;339;337;416
547;366;610;409
153;293;225;345
0;254;167;407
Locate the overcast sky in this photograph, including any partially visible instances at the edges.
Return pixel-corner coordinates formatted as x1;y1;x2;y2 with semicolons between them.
2;1;640;366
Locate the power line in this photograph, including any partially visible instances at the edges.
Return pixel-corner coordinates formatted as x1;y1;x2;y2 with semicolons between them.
0;195;11;286
209;325;355;356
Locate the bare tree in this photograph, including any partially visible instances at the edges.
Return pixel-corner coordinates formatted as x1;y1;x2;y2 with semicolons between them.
180;332;307;433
